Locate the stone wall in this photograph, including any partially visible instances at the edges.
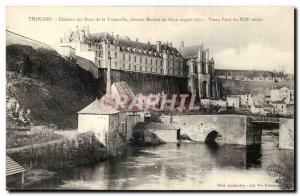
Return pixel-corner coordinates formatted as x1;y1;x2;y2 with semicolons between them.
6;30;52;50
76;56;99;79
279;118;294;150
99;69;188;95
160;114;253;145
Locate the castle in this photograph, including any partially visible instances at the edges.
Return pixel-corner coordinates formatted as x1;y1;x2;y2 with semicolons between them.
179;42;221;99
57;26;220;100
59;26;187;78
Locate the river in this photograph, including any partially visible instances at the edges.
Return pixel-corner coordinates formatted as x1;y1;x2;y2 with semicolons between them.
28;134;294;190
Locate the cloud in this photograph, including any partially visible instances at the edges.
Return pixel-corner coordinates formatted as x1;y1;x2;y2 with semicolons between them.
214;43;294;74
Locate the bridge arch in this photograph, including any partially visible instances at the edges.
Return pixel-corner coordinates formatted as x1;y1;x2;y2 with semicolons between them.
204;129;222;143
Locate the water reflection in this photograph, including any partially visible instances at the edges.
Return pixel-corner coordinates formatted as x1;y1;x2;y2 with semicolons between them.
28;135;293;190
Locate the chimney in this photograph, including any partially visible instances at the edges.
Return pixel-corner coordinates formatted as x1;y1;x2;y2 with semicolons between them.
111;32;114;37
106;58;112;96
169;42;173;47
116;34;120;40
86;26;90;38
156;41;161;52
181;40;184;48
136;38;139;42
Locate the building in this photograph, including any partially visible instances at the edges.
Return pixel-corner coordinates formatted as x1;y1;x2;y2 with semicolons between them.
78;99;120;147
250;103;274;116
226;95;240;108
271;102;287;115
6;156;26;188
215;69;286;83
270;86;292;103
60;26;187;78
111;81;135;102
240;94;254;106
179;42;221;100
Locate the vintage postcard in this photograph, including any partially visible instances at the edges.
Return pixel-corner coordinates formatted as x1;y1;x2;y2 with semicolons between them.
6;6;295;191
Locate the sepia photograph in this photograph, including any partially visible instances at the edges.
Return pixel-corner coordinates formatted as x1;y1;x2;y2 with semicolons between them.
5;6;295;191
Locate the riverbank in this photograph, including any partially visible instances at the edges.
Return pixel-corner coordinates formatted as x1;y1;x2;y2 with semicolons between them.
8;132;108;171
24;169;56;187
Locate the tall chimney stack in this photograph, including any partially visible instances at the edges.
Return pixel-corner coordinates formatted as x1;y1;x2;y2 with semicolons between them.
106;58;112;96
86;26;90;38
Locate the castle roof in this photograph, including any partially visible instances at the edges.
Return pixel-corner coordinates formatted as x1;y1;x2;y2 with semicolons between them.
85;32;181;56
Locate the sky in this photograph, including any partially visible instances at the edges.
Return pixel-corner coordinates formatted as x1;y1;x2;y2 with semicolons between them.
6;6;294;74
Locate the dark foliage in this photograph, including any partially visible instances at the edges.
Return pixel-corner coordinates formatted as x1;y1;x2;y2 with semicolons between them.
6;45;101;128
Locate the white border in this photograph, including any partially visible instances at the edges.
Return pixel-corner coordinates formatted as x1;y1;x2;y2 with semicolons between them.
1;0;298;195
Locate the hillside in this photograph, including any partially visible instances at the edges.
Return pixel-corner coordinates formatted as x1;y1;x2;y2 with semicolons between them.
220;79;294;96
6;45;100;129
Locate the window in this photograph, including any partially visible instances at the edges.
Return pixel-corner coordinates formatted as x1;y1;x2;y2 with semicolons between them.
123;63;125;69
129;55;131;62
134;56;137;63
123;54;125;61
114;61;117;67
128;64;131;70
115;52;117;58
140;66;142;71
145;58;148;64
108;51;110;58
107;44;110;49
156;59;158;66
140;56;142;63
150;59;153;65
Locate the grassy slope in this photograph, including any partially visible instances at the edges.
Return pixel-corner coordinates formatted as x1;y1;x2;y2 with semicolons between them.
6;45;100;128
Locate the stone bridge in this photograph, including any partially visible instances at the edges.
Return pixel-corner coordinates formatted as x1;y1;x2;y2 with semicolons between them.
160;114;294;148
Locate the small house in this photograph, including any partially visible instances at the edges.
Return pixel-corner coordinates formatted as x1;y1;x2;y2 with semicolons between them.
78;99;120;146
